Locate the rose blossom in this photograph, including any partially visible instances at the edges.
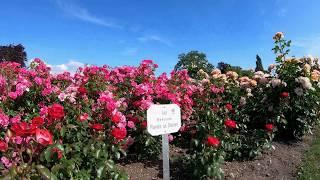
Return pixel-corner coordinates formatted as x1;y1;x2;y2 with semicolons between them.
36;129;53;146
9;115;21;124
31;117;45;128
52;148;63;159
79;113;89;122
294;88;304;96
168;134;174;142
78;86;87;95
111;127;127;140
48;103;65;120
11;122;37;137
127;121;135;129
8;92;18;100
224;119;237;129
265;123;274;132
0;111;10;128
295;76;313;90
111;113;121;123
273;32;284;40
1;156;12;168
90;123;104;131
141;121;147;129
58;93;66;102
280;92;289;98
225;103;233;111
207;136;220;147
0;140;8;152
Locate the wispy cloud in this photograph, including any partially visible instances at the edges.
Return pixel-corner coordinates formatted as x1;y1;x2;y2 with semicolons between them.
277;8;288;17
138;35;173;47
56;0;121;28
122;47;139;56
292;35;320;56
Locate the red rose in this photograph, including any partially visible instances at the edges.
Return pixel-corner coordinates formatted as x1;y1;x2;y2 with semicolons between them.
225;103;233;111
265;123;274;132
280;92;289;98
111;128;127;140
207;136;220;147
141;121;147;129
224;119;237;129
128;117;139;124
36;129;53;146
52;148;63;159
111;113;121;123
0;140;8;152
212;106;219;112
78;86;87;95
11;122;37;137
31;117;44;128
90;123;104;131
48;103;65;120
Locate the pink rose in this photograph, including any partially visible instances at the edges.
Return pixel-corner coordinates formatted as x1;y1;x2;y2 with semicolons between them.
127;121;135;129
36;129;53;146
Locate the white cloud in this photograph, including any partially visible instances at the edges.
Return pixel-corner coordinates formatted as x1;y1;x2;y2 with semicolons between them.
292;35;320;56
138;35;173;47
47;60;84;74
56;0;121;28
28;59;84;74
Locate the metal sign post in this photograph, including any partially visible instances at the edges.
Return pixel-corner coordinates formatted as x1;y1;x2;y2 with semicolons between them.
147;104;181;180
162;134;170;180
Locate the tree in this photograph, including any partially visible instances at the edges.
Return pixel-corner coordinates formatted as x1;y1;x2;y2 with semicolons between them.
217;61;231;74
217;61;254;77
174;51;214;79
0;44;27;67
255;54;264;72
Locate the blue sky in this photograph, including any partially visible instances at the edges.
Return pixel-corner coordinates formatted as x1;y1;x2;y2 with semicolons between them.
0;0;319;73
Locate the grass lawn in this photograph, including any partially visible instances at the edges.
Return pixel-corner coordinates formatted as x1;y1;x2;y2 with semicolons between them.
298;128;320;180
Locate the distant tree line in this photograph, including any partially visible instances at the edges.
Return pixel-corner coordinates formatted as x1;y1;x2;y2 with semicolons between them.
0;44;27;67
0;43;264;79
175;51;265;79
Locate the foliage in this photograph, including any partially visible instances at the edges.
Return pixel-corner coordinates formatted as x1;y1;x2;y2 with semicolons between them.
0;44;27;67
298;128;320;180
217;61;231;74
255;55;264;72
0;32;320;179
217;62;254;77
272;32;320;139
174;51;214;79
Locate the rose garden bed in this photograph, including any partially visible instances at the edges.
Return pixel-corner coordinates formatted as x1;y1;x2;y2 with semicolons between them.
1;33;320;179
117;133;315;180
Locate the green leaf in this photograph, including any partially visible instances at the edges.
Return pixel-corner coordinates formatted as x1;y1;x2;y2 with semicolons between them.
36;165;57;180
51;164;65;174
106;160;115;169
44;146;53;162
95;149;101;159
60;127;66;137
115;151;121;160
96;164;106;179
145;138;151;146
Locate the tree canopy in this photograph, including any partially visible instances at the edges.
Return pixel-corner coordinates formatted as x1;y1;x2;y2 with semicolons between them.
255;54;264;72
174;50;214;79
0;44;27;67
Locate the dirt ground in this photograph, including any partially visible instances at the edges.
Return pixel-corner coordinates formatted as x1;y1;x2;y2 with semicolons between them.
118;135;314;180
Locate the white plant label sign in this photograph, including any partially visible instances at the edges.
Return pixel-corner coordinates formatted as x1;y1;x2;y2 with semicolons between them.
147;104;181;136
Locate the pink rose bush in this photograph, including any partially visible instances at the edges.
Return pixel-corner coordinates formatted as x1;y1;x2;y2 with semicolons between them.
0;33;319;179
